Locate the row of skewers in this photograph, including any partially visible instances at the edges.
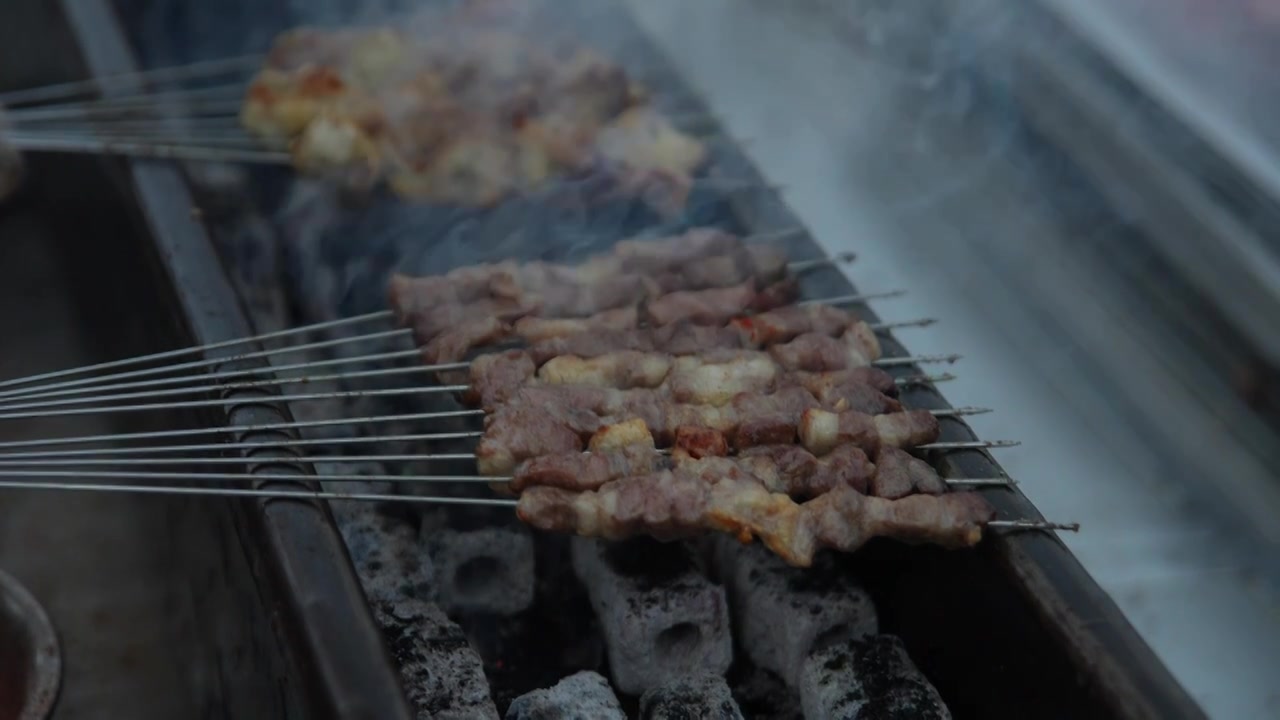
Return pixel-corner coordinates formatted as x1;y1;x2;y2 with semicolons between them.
0;227;1072;566
375;230;1053;566
0;2;752;215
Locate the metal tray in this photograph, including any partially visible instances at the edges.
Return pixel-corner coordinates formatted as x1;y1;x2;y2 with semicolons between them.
48;0;1205;717
14;1;414;718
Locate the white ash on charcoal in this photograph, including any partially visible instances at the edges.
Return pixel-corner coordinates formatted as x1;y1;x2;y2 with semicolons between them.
421;524;537;617
373;595;501;720
504;671;626;720
638;674;746;720
714;538;878;688
800;635;951;720
333;494;437;604
570;537;732;696
337;483;498;720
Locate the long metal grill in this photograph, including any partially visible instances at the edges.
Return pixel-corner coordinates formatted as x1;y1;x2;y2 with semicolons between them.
0;1;1094;717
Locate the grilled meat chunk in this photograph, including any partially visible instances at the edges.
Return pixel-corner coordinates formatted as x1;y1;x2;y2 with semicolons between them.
869;447;948;499
517;470;995;567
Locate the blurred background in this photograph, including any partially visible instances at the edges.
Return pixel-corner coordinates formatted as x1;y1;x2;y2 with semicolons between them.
618;0;1280;717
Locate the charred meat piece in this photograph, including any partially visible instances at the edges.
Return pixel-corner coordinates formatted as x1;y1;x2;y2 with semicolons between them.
673;426;730;459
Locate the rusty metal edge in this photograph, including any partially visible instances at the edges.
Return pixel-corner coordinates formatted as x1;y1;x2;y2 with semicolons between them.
52;2;413;718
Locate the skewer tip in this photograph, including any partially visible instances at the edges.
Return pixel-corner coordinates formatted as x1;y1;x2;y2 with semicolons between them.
948;406;994;416
987;519;1080;533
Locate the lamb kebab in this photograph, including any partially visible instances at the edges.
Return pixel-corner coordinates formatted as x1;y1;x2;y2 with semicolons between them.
467;341;897;411
474;386;942;474
521;300;874;356
515;466;996;568
508;418;950;501
406;277;801;364
388;228;789;313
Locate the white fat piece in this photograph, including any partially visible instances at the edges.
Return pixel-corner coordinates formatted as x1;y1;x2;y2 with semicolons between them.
539;353;672;389
798;409;841;456
670;355;777;406
590;418;655;452
843;323;883;364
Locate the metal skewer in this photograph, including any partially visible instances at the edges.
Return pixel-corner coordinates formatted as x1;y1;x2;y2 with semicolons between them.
0;244;860;397
0;54;262;106
4;135;291;165
0;480;516;505
0;311;933;410
4;84;248;117
0;415;484;452
0;433;468;459
0;310;394;393
0;480;1074;533
0;390;987;423
0;454;1020;492
0;476;1045;519
0;289;914;401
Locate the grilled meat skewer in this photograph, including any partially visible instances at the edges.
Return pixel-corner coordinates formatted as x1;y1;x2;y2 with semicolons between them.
516;468;995;567
388;229;787;315
510;418;940;500
474;387;939;475
468;342;895;410
525;301;868;356
410;278;800;364
511;418;942;497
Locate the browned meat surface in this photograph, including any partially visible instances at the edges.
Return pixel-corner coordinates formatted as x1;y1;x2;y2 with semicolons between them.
792;367;899;401
642;279;798;327
516;469;994;567
511;444;666;492
808;378;902;414
729;303;853;347
481;392;935;470
798;408;940;456
870;447;949;499
476;404;586;475
513;306;638;343
805;487;994;559
538;351;673;390
736;444;875;498
465;349;537;407
768;326;882;372
673;426;729;458
421;314;510;364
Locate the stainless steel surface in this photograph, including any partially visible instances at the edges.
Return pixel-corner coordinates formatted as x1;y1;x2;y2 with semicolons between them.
0;158;280;719
0;568;60;720
621;1;1280;717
